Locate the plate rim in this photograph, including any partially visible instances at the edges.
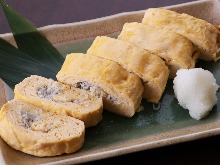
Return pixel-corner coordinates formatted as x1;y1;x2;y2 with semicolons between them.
0;0;214;44
1;0;220;164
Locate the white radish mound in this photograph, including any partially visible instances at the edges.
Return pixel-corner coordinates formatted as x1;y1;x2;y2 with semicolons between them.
173;68;219;120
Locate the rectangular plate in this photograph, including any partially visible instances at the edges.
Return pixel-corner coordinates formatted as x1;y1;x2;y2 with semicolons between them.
1;0;220;164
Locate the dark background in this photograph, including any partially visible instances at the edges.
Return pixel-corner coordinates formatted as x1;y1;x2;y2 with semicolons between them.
1;0;220;164
1;0;194;34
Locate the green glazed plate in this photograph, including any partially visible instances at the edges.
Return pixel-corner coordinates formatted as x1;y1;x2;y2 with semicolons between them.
1;0;220;164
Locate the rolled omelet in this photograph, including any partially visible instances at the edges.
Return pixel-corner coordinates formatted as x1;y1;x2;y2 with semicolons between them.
118;22;199;77
56;53;144;117
0;99;85;157
14;75;103;127
142;8;220;61
87;36;169;103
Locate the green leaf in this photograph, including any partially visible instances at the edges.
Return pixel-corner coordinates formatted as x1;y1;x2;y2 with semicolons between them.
0;0;64;73
0;38;57;88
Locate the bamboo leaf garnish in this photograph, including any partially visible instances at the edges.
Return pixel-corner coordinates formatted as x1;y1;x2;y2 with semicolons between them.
0;0;64;73
0;38;57;88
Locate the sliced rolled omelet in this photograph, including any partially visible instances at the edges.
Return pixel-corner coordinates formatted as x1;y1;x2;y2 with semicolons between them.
56;53;144;117
142;8;220;61
118;22;199;77
87;36;169;103
14;75;103;127
0;99;85;157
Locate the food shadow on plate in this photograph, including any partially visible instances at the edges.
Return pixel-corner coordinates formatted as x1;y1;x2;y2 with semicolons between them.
83;79;196;151
83;59;220;151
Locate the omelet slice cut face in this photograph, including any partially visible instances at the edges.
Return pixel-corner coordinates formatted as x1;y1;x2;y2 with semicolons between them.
87;36;169;103
118;22;199;78
14;75;103;127
0;99;85;157
142;8;220;61
57;53;144;117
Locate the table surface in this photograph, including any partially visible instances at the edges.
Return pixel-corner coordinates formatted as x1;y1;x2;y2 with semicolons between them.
1;0;220;164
